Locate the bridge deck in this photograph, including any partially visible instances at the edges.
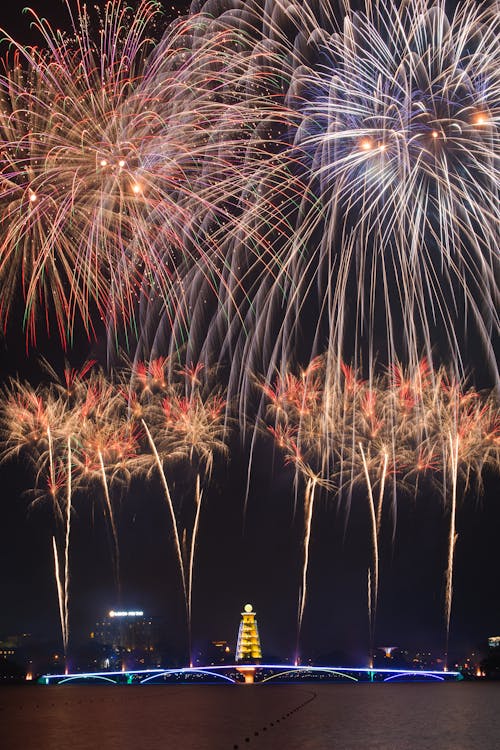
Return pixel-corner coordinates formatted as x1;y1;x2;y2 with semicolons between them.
40;664;461;685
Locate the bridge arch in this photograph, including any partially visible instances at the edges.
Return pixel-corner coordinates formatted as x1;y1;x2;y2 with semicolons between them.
140;669;236;685
383;672;444;682
58;675;118;685
260;668;358;683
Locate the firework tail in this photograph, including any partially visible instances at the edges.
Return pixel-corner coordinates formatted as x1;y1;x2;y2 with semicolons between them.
52;536;66;661
376;451;388;534
47;426;62;523
296;477;317;663
188;473;203;667
444;432;459;671
63;435;71;662
97;449;120;591
359;442;379;665
141;419;188;619
367;569;373;669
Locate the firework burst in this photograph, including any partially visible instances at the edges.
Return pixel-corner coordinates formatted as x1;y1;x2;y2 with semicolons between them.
169;0;499;405
0;376;79;661
260;354;500;663
0;0;277;344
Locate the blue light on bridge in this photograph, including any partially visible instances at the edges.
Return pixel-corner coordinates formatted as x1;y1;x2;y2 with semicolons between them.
39;664;461;686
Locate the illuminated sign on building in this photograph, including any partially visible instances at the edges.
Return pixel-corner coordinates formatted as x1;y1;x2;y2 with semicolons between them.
108;610;144;618
488;636;500;649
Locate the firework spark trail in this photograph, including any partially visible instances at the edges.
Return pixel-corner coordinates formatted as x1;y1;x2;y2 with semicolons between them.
131;2;305;382
46;426;58;515
359;441;379;660
367;569;373;669
296;476;317;663
64;435;72;660
97;448;120;589
444;431;459;671
188;472;203;667
376;451;389;534
52;535;67;660
1;364;144;637
141;417;188;612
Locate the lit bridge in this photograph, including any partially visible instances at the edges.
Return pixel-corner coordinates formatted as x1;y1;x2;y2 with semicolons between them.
39;664;461;685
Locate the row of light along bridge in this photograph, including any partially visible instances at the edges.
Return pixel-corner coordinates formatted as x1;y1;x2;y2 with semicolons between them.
40;664;461;685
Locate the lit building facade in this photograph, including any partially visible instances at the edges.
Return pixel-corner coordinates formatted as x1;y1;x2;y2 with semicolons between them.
90;610;163;669
236;604;262;663
91;610;155;651
0;647;16;660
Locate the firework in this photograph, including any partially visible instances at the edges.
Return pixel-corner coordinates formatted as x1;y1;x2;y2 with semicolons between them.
0;362;145;657
160;0;499;407
115;356;231;661
0;0;277;344
418;369;500;666
0;377;79;514
173;366;229;665
286;0;498;380
0;0;498;667
77;409;142;584
0;377;79;659
121;356;191;632
261;355;500;663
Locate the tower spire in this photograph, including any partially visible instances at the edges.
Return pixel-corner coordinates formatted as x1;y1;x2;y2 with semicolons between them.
236;604;262;663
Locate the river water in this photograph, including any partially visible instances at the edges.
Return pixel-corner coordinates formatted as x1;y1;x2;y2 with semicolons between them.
1;682;499;749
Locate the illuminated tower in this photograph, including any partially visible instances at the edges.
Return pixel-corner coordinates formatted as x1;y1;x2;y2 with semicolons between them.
236;604;262;663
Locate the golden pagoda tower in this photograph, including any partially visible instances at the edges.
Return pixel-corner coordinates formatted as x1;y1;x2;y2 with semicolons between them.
236;603;262;663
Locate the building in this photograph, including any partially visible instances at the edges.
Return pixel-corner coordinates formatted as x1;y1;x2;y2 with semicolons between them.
0;646;16;661
208;640;232;664
236;604;262;663
0;633;32;650
488;636;500;649
90;610;163;669
91;610;155;651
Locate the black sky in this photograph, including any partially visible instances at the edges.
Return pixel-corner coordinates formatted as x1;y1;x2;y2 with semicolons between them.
0;0;498;666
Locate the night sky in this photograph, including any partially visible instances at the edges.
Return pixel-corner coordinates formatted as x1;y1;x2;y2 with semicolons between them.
0;0;498;667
